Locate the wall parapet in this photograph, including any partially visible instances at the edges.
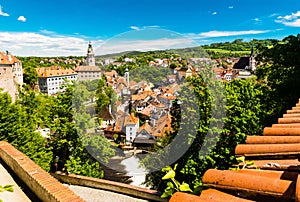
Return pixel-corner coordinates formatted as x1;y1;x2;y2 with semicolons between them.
0;141;83;202
52;172;167;202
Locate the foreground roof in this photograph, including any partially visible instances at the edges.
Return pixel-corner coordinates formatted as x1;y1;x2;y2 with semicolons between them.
170;98;300;201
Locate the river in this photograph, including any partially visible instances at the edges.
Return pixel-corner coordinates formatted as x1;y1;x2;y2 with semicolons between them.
103;153;149;188
120;155;148;187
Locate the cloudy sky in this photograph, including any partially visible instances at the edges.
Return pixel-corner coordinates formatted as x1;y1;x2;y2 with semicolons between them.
0;0;300;56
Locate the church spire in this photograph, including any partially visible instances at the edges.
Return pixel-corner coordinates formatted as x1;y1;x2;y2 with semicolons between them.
249;46;256;71
250;46;254;57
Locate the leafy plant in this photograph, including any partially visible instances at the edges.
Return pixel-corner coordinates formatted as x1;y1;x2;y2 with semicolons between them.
160;164;193;198
230;156;256;170
0;184;14;202
0;184;14;193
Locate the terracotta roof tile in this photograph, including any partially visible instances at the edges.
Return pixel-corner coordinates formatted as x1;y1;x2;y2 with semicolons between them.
36;67;77;78
199;189;254;202
202;169;295;199
246;136;300;144
264;127;300;136
170;98;300;201
0;52;20;65
75;65;101;72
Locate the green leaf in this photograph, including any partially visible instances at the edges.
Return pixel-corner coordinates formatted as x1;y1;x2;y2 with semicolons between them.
167;182;174;189
162;166;172;172
162;170;176;180
236;156;245;163
173;163;178;171
3;185;13;189
161;187;174;198
246;160;255;166
179;182;192;192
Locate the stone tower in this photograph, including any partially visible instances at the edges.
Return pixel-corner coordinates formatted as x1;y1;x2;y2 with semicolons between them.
86;41;95;66
124;66;129;87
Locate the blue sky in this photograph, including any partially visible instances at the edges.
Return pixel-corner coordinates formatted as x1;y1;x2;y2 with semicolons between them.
0;0;300;56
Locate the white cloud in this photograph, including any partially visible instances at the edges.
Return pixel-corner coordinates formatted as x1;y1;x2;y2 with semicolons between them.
0;31;103;56
192;30;271;38
276;18;300;27
228;6;234;9
130;25;161;30
130;26;140;30
0;28;272;57
0;6;9;16
276;10;300;27
17;16;26;22
212;12;217;15
254;18;261;22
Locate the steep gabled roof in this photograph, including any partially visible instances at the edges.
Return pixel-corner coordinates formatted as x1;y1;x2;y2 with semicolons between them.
0;52;20;65
233;57;250;69
98;106;114;121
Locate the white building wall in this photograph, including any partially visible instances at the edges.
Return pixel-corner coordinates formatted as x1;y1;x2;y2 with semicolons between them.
125;124;138;143
39;74;78;95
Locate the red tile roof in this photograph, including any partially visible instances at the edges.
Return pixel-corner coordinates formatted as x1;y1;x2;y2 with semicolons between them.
36;67;77;78
75;65;101;72
0;52;20;65
170;98;300;201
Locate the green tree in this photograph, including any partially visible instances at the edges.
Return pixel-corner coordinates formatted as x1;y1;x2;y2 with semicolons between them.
95;75;116;113
143;76;268;196
0;90;53;171
256;34;300;124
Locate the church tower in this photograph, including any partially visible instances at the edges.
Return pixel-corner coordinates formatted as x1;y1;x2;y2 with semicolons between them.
124;66;130;87
249;46;256;72
86;41;96;66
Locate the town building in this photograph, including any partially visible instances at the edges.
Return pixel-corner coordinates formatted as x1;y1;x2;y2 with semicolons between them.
233;47;256;72
133;122;156;149
36;67;78;95
75;42;102;81
0;51;23;102
104;113;139;144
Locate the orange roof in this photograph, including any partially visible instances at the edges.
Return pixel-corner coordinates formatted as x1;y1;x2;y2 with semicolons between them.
138;122;152;133
117;77;126;84
36;67;77;77
75;66;101;72
152;114;172;137
170;98;300;201
103;70;117;77
129;113;139;124
158;94;176;100
0;52;20;65
132;93;149;101
139;104;155;117
129;80;137;87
